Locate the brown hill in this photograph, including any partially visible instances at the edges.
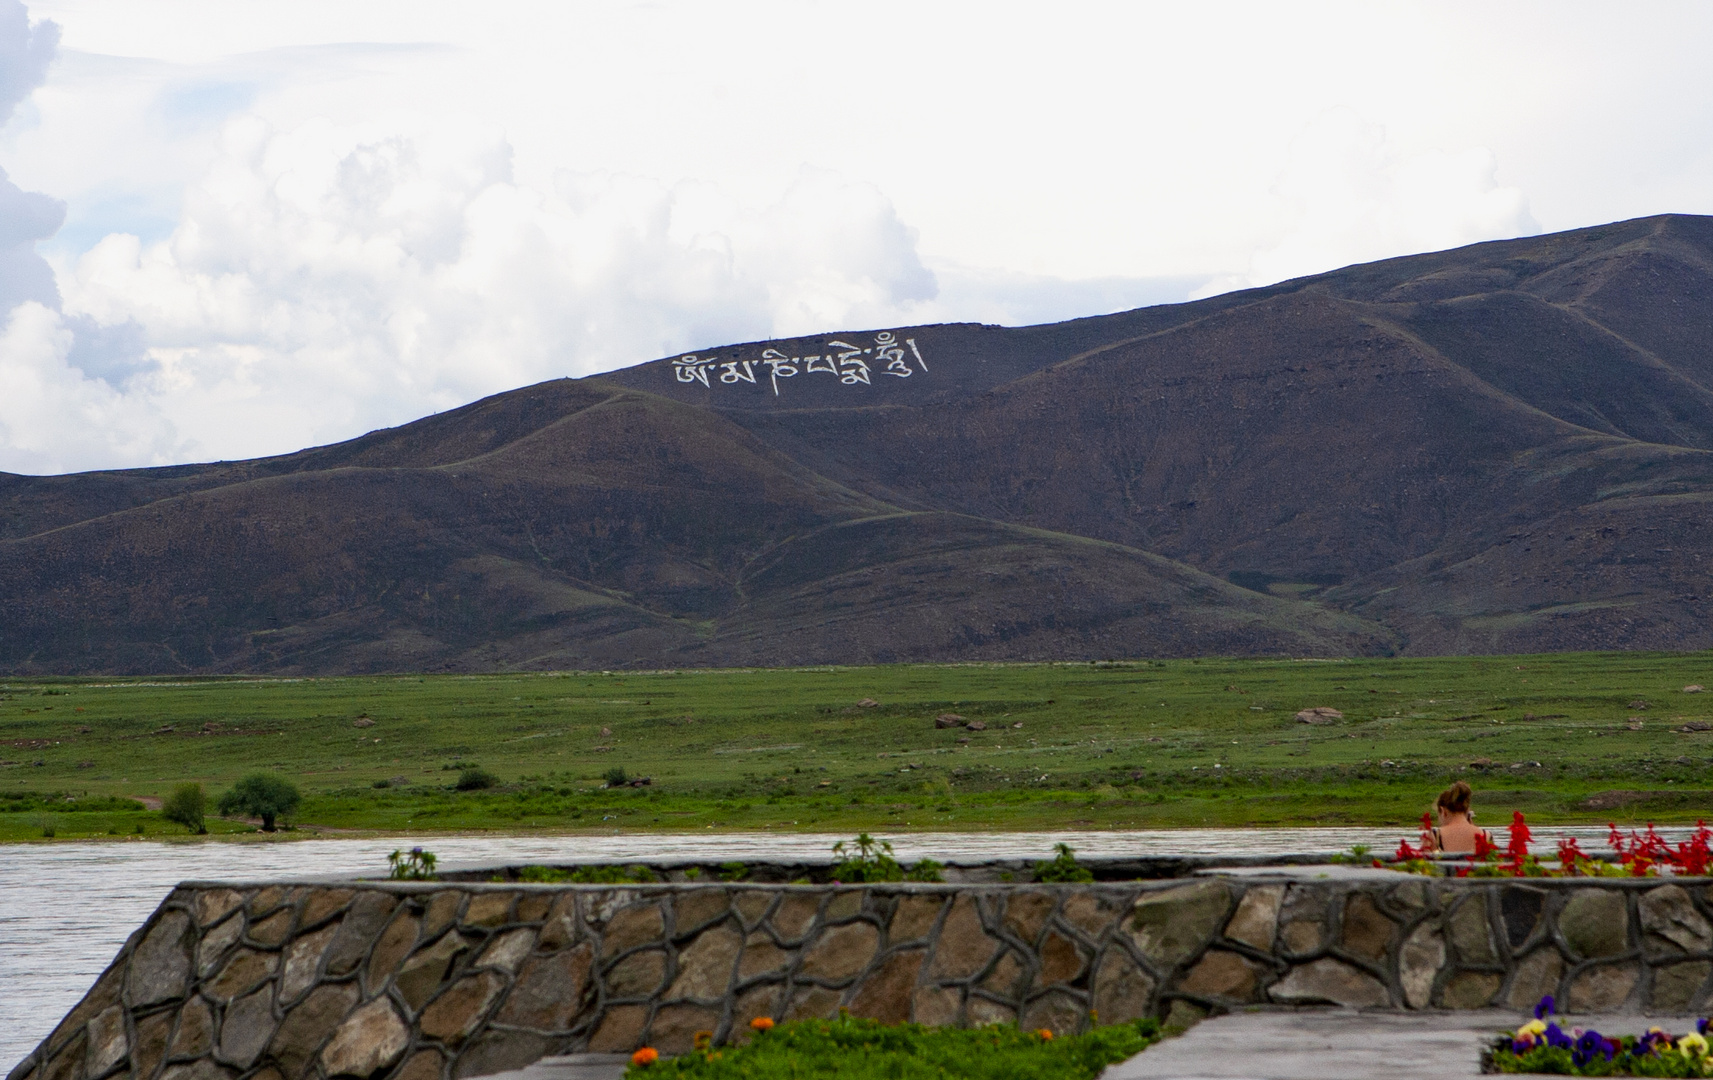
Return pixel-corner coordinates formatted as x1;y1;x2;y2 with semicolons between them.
4;213;1713;672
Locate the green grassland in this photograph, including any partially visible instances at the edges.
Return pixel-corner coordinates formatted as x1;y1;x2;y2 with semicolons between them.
3;653;1712;843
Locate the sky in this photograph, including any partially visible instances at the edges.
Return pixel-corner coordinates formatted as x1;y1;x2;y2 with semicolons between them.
0;2;1710;474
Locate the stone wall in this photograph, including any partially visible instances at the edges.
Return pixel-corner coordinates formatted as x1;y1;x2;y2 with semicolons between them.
11;874;1713;1080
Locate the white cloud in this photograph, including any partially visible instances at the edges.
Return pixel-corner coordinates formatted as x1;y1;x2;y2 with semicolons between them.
1197;108;1538;296
45;116;942;466
0;301;178;472
0;0;55;125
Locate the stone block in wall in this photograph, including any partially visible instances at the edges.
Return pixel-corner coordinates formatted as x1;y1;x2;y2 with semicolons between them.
912;985;961;1027
1567;963;1640;1011
1269;958;1389;1007
602;903;665;955
1020;991;1084;1037
1399;922;1444;1009
197;915;243;979
801;922;880;984
848;950;925;1023
204;949;276;1004
825;892;863;923
1092;949;1157;1025
667;925;743;1000
1501;887;1546;949
216;988;278;1068
737;931;789;981
606;950;668;997
784;985;841;1021
421;891;464;940
494;942;593;1030
366;911;422;993
979;950;1025;996
1441;972;1501;1009
769;894;821;942
318;999;409;1079
650;1002;722;1054
159;1059;233;1080
131;1009;175;1080
476;927;538;974
40;1029;85;1080
1340;893;1394;961
673;890;730;936
299;889;353;930
927;897;995;980
889;896;944;943
323;892;398;977
1651;960;1712;1012
1640;885;1712;955
1060;890;1125;941
280;923;338;1003
463;892;516;929
587;1005;648;1052
1502;948;1563;1011
420;972;507;1046
127;912;194;1009
83;1005;126;1078
1002;891;1056;946
1178;949;1263;1002
1129;882;1230;967
515;893;553;924
1276;886;1327;955
1559;890;1630;960
1224;885;1283;951
196;890;245;929
1037;931;1086;987
454;1032;550;1080
249;887;290;919
393;1049;445;1080
1388;880;1428;915
268;982;359;1079
170;996;215;1058
247;907;295;948
396;931;471;1011
733;891;773;929
537;894;579;952
1448;894;1497;964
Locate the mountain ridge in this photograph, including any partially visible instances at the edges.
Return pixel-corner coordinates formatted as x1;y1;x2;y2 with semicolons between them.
5;213;1713;673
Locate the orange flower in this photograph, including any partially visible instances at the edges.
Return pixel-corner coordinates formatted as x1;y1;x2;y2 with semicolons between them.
693;1031;713;1051
1036;1028;1054;1040
750;1017;775;1031
630;1048;659;1067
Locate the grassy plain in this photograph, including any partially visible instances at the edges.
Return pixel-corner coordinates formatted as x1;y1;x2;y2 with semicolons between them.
3;653;1712;843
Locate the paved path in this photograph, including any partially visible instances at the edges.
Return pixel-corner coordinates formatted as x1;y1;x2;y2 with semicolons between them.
1103;1009;1708;1080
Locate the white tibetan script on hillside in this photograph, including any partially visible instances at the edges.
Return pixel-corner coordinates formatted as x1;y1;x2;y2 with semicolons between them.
671;332;927;396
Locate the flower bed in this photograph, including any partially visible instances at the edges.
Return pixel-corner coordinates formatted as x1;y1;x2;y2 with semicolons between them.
1489;997;1712;1075
623;1014;1162;1079
1388;813;1713;878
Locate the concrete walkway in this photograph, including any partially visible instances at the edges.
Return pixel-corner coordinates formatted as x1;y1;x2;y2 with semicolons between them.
1103;1009;1708;1080
478;1011;1707;1080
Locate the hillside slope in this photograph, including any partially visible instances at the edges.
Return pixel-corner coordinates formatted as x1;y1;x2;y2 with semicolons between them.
4;214;1712;672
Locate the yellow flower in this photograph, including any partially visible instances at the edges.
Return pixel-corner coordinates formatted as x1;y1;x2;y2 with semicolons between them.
1678;1032;1708;1057
1518;1020;1546;1039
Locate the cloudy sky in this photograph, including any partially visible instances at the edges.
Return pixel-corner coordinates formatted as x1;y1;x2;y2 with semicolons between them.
0;1;1710;474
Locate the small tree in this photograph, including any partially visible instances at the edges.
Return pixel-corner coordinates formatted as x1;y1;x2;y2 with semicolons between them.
217;773;301;831
162;783;207;834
